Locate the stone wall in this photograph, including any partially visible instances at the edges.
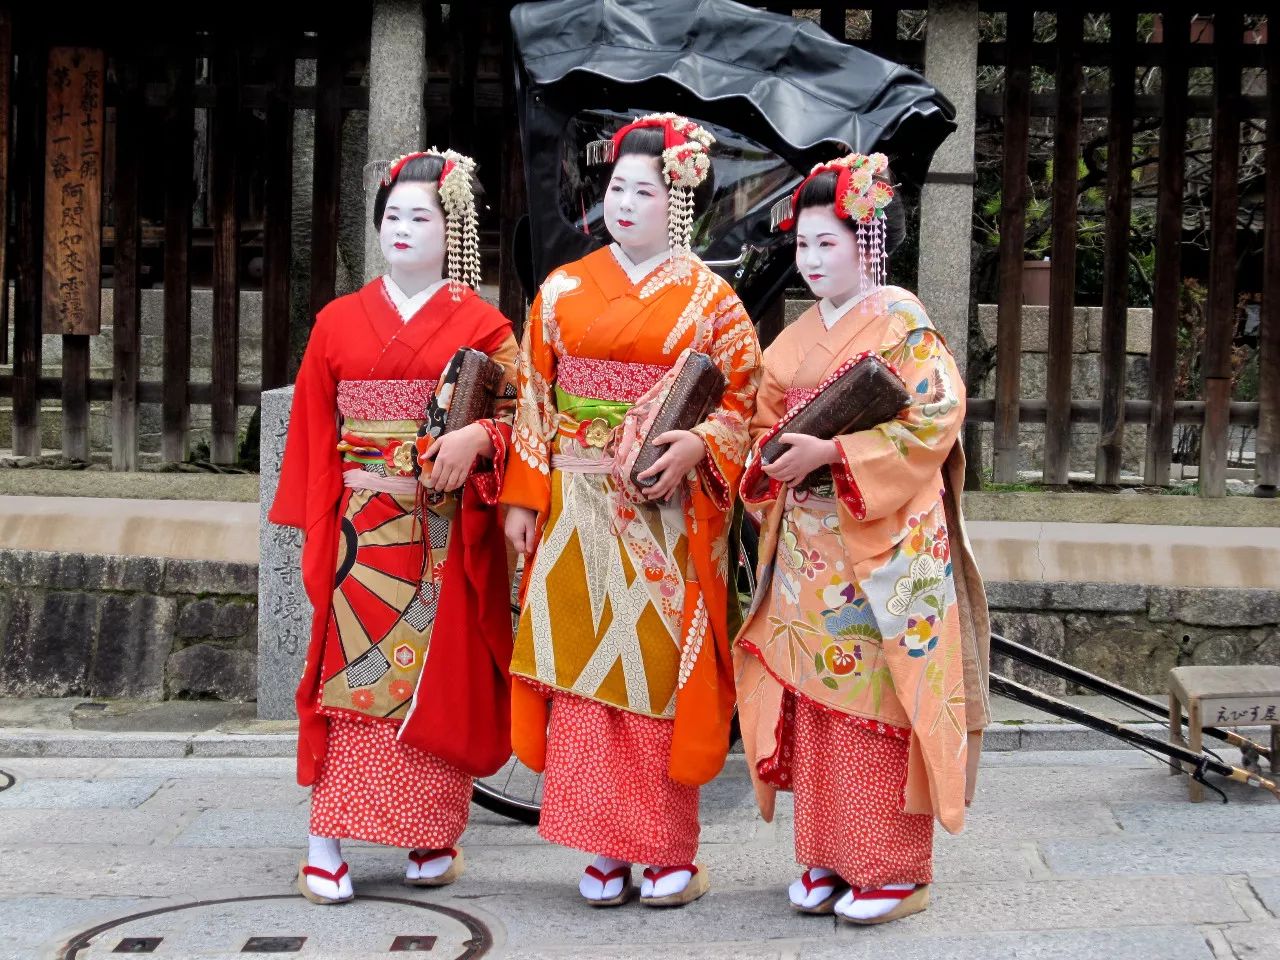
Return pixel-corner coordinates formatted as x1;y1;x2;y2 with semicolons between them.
989;581;1280;695
971;303;1154;476
0;549;258;701
2;542;1276;704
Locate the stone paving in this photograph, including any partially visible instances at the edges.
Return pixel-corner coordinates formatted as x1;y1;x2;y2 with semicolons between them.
1;742;1278;959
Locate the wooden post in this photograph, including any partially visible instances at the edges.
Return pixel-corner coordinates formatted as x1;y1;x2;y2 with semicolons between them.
1257;17;1280;494
447;4;480;157
870;3;897;56
209;33;241;466
0;11;11;367
111;53;142;470
261;31;295;392
820;6;846;41
44;47;104;462
498;14;527;338
1201;7;1241;498
10;18;44;457
1043;10;1083;487
161;50;193;463
43;47;104;338
1096;10;1136;484
1145;3;1188;486
308;27;342;323
992;8;1032;483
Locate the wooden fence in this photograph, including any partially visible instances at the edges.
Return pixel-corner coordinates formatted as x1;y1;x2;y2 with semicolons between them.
0;2;1275;499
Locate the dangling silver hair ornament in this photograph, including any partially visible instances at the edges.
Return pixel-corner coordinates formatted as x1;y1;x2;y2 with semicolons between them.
768;152;896;289
585;113;716;280
362;148;482;300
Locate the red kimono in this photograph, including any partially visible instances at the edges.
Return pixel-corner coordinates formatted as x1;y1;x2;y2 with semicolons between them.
269;277;517;849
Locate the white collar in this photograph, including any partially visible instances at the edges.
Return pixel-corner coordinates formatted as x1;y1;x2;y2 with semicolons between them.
382;274;448;323
609;243;673;285
818;286;881;331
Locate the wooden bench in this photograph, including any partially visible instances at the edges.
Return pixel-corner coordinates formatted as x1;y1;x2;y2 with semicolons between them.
1168;665;1280;802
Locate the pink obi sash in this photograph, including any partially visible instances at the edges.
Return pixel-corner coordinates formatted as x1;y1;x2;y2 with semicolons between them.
337;378;438;421
342;470;418;495
784;387;815;412
556;355;666;403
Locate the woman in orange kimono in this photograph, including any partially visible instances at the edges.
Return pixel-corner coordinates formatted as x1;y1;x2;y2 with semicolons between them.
734;154;990;924
502;114;761;907
269;150;518;904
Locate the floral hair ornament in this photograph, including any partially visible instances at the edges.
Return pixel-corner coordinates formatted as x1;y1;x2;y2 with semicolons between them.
586;112;716;273
362;148;482;300
769;152;895;291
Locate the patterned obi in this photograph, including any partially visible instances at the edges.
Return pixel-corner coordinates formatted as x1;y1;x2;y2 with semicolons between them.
554;355;667;449
336;378;436;484
784;387;815;412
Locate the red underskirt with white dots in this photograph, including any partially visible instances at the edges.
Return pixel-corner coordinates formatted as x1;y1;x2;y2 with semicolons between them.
537;688;700;866
309;715;471;849
790;694;934;887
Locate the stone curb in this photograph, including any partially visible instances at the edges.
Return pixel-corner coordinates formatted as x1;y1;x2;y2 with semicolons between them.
2;722;1269;760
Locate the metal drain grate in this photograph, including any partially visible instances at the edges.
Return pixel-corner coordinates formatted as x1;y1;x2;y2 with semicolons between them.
111;940;161;954
391;936;438;952
242;936;307;953
60;894;492;959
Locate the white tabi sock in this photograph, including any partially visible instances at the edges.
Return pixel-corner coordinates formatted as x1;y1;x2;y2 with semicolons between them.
788;866;844;909
305;834;353;901
834;882;918;921
580;854;631;901
641;864;694;899
406;848;456;882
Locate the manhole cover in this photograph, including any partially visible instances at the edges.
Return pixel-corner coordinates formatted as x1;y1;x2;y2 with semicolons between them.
60;894;491;959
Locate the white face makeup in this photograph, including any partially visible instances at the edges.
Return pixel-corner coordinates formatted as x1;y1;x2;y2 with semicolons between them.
378;180;446;288
603;153;670;263
795;206;865;306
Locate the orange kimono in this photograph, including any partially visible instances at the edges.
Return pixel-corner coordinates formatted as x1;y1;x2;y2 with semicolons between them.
735;287;989;884
502;246;760;863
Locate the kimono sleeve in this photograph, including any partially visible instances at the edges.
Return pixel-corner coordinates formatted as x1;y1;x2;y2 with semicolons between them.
469;330;520;507
737;347;788;509
832;300;965;522
267;316;338;530
689;290;762;510
499;289;558;517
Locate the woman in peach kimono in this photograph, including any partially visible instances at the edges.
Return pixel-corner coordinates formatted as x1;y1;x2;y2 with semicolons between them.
502;114;761;907
735;153;989;924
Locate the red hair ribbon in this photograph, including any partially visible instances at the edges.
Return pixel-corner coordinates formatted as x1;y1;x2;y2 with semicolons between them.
610;115;686;153
387;152;456;189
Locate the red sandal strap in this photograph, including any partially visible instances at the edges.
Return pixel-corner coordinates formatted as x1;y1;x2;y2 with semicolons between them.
643;864;698;883
301;861;349;884
855;884;920;901
801;870;842;895
584;864;630;884
408;847;457;867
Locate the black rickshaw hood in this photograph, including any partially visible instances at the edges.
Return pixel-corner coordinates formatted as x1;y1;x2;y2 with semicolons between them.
510;0;957;307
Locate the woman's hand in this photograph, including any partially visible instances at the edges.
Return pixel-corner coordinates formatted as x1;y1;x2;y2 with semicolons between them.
419;423;494;493
504;505;540;555
636;429;707;501
761;433;840;487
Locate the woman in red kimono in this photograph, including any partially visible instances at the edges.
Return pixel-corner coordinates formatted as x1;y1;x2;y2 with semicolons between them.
269;149;518;905
735;154;990;924
502;114;761;908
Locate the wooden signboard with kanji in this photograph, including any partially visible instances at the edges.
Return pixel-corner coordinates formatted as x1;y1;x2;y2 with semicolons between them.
43;47;104;335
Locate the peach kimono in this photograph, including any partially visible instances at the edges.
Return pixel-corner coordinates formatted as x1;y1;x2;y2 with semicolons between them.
735;285;989;884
